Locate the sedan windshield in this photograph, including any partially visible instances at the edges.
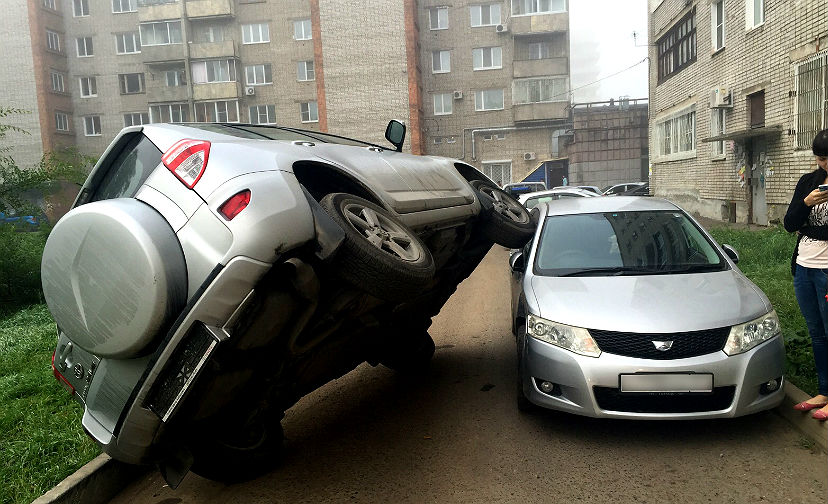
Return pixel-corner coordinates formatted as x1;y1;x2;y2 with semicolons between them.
534;211;726;276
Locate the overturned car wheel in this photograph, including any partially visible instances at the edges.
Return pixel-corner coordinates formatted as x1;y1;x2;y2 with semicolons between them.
470;180;536;249
320;193;435;301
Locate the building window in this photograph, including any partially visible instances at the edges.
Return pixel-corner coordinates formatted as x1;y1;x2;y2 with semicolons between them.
432;50;451;73
473;47;502;70
747;90;765;128
481;162;511;185
165;68;186;86
242;22;270;44
50;71;65;93
711;0;725;51
711;108;726;157
795;52;828;150
293;19;312;40
55;112;69;132
115;32;141;54
193;24;224;43
118;73;145;94
475;89;504;111
140;21;182;46
429;7;448;30
76;37;94;57
245;64;272;85
529;41;551;59
150;103;188;123
657;8;696;83
512;0;566;16
195;100;239;122
513;77;567;104
123;112;149;127
73;0;89;16
84;115;101;136
301;101;318;122
46;30;61;52
112;0;136;13
433;93;453;115
192;59;237;84
79;76;97;97
249;105;276;124
745;0;763;29
654;106;696;159
470;4;501;26
43;0;57;10
297;60;315;81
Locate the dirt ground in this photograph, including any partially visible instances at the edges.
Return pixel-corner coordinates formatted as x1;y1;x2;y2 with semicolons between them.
106;247;827;504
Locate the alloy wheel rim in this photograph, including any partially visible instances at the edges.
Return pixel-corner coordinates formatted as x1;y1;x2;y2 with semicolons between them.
342;202;422;262
480;186;530;224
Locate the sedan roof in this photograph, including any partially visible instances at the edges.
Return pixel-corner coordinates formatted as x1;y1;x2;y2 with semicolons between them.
518;187;597;203
539;196;681;217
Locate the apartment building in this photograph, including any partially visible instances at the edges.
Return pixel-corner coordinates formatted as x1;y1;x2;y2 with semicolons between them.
648;0;828;224
7;0;571;184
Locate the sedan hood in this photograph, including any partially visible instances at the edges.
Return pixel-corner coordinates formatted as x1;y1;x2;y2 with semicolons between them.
529;270;770;333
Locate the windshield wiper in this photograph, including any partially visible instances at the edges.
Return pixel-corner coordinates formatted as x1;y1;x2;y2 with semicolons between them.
559;266;662;277
667;263;724;273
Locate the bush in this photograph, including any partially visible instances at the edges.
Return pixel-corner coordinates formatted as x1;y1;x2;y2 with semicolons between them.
0;225;49;306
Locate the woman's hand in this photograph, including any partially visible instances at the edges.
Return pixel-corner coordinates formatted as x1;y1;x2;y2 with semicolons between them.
804;188;828;207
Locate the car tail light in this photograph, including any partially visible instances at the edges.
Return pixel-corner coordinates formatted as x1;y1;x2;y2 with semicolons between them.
162;139;211;188
219;190;251;220
51;351;75;394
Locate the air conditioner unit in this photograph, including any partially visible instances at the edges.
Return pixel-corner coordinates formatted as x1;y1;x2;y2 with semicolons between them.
523;152;536;161
245;86;256;96
495;23;508;33
453;90;463;100
710;87;732;108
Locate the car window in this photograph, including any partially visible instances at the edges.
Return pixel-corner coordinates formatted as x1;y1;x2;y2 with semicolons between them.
90;134;162;202
534;210;726;276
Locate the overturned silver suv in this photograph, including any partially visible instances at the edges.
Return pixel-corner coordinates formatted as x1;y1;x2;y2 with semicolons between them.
42;121;533;486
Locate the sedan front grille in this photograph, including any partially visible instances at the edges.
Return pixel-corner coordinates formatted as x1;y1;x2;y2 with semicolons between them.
588;327;730;360
593;386;736;413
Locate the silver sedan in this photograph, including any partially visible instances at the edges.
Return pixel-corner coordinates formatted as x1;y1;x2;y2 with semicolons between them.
510;197;785;419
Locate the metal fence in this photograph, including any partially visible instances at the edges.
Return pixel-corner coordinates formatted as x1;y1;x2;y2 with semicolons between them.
795;51;828;150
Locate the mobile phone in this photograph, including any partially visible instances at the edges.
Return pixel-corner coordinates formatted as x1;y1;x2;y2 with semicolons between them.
820;184;828;192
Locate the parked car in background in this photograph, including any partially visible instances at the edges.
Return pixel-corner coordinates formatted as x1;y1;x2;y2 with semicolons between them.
553;185;602;195
617;182;650;196
503;181;547;198
602;182;647;196
42;120;534;486
509;196;785;419
518;187;598;209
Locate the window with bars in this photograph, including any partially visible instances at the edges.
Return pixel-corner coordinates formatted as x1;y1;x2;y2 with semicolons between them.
482;162;512;185
795;52;828;150
657;8;696;83
654;107;696;158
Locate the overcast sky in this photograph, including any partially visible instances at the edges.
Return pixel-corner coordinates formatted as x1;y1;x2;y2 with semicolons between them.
569;0;650;103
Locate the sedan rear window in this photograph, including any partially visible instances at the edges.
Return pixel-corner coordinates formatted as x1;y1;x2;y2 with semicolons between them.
534;211;726;276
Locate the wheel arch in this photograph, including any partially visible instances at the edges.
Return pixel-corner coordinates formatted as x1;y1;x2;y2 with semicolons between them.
453;162;494;185
293;161;385;207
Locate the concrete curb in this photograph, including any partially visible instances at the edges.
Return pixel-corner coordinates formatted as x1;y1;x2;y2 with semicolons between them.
31;383;827;504
774;381;828;453
30;454;148;504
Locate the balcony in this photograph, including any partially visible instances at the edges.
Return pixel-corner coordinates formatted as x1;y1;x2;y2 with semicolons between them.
138;0;180;22
513;101;569;122
513;57;568;78
142;43;186;64
146;85;188;103
189;40;237;60
192;81;239;101
510;12;568;36
186;0;233;18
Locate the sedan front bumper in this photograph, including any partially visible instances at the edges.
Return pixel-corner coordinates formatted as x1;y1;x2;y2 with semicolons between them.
521;334;785;419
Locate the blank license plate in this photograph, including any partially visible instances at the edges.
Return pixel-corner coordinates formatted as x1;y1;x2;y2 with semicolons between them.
620;373;713;393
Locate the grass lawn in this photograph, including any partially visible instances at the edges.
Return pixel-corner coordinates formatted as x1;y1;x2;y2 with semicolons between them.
0;304;99;504
708;225;818;396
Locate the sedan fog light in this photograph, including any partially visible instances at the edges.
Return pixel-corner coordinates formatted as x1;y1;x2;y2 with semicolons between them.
527;314;601;357
539;381;555;393
760;377;782;395
723;310;780;356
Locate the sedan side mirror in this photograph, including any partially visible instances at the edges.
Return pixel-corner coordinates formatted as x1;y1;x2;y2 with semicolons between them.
722;244;739;264
509;251;526;272
385;120;406;152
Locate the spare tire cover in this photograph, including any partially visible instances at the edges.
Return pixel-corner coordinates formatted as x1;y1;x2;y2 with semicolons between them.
42;198;187;358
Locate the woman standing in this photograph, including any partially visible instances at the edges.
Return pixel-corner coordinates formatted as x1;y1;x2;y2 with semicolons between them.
784;129;828;420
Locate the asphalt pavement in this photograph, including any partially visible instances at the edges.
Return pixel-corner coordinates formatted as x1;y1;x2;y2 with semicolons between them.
106;247;828;504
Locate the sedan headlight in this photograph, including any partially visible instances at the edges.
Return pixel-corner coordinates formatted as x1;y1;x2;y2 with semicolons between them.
526;314;601;357
723;310;780;356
